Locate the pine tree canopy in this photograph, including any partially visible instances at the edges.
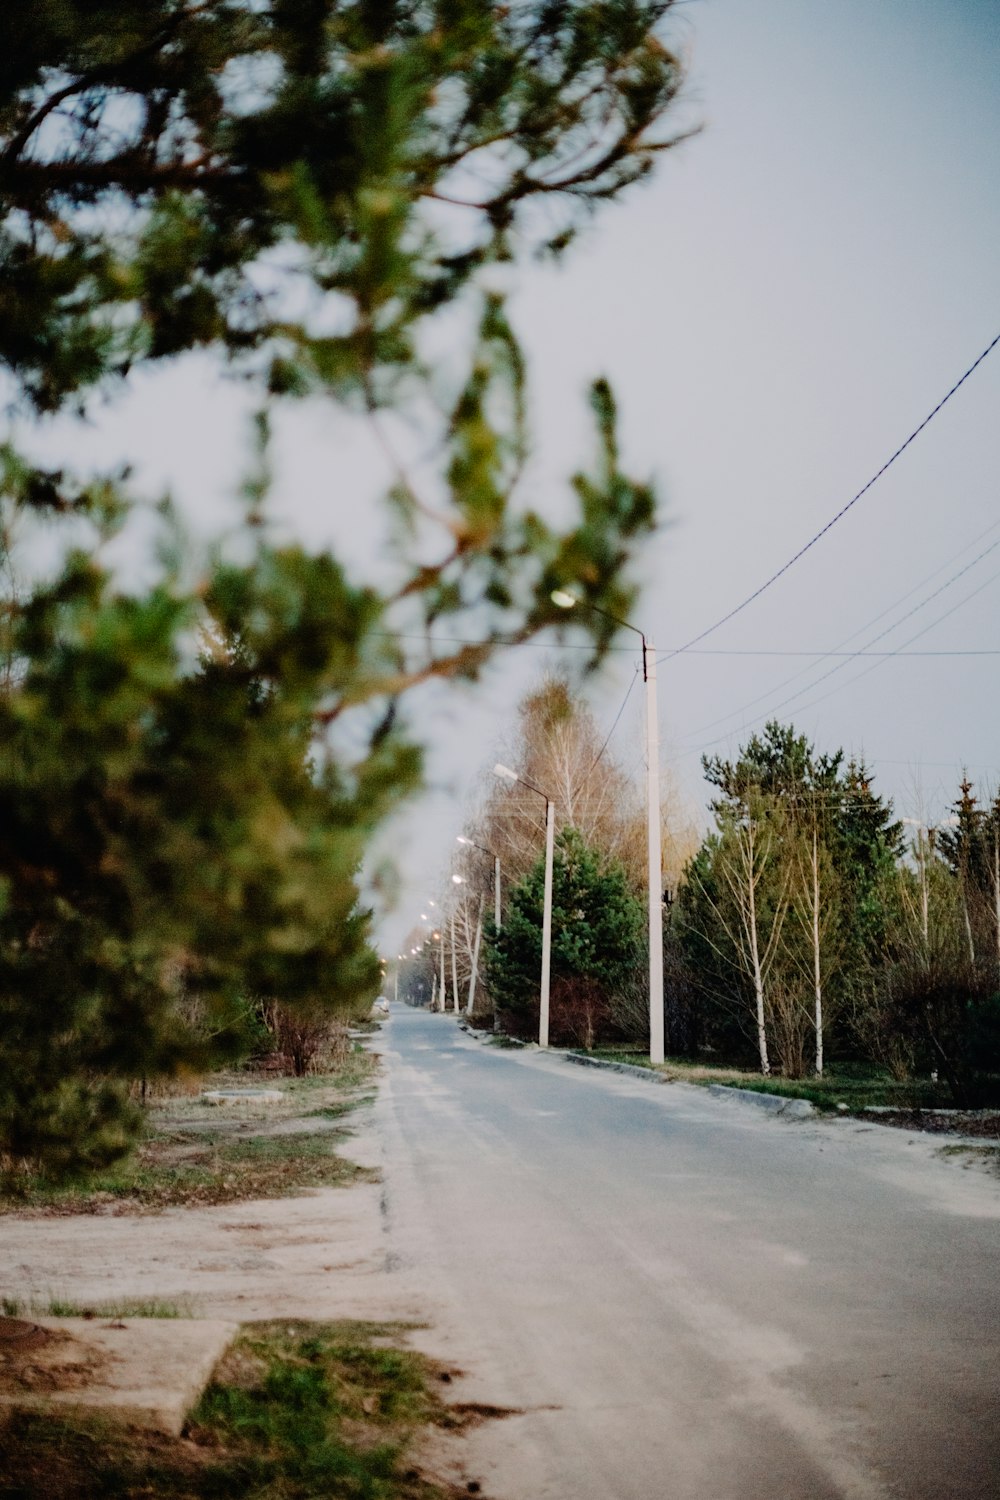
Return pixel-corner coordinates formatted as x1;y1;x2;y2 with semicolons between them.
1;0;685;410
485;826;644;1028
0;2;685;1173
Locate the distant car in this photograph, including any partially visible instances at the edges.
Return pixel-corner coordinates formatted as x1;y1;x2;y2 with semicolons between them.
373;996;390;1015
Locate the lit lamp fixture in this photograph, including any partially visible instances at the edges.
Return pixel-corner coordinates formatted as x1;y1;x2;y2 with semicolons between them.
551;589;665;1065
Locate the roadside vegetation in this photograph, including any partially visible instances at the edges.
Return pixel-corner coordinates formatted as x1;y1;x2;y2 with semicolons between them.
403;683;1000;1115
0;1319;483;1500
0;1047;379;1214
585;1052;965;1110
0;1;684;1182
1;1296;190;1319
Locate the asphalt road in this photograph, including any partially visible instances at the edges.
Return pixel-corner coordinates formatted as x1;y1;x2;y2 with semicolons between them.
374;1004;1000;1500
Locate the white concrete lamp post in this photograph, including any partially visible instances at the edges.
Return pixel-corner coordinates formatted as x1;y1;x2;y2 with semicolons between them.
494;762;556;1048
550;589;666;1065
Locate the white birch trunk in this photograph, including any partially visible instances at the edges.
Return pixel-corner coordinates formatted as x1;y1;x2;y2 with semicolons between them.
746;850;771;1077
467;894;484;1014
811;828;823;1077
961;879;976;965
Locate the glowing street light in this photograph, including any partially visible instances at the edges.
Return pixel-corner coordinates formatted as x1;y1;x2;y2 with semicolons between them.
551;589;665;1065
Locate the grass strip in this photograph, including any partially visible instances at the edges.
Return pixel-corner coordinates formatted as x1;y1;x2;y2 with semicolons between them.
2;1130;376;1216
1;1297;190;1319
0;1320;474;1499
574;1050;961;1112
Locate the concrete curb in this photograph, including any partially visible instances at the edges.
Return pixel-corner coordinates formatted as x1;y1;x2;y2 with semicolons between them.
460;1024;817;1119
0;1317;238;1435
562;1053;668;1086
564;1057;816;1116
704;1083;816;1119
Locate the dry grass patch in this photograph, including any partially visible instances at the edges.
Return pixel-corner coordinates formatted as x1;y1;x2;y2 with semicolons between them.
1;1053;380;1217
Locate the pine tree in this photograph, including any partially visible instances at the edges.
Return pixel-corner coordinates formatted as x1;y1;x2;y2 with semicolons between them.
687;724;902;1076
485;828;644;1047
0;1;687;1174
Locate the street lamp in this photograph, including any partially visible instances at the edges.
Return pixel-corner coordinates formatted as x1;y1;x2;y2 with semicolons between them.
551;589;665;1065
495;762;556;1048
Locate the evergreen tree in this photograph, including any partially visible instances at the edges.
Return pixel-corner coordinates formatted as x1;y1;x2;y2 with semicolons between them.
485;827;644;1047
684;723;902;1075
834;758;904;963
936;776;993;963
0;1;687;1173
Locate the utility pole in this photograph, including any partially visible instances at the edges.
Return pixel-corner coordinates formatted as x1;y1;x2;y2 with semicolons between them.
495;764;556;1047
643;637;665;1065
540;795;555;1048
439;928;446;1012
551;592;665;1065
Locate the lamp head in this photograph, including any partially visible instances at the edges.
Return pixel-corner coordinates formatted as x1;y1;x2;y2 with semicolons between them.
451;873;464;884
494;762;518;783
550;589;578;610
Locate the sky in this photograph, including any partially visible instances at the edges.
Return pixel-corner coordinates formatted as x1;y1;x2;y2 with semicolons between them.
379;0;1000;951
10;0;1000;956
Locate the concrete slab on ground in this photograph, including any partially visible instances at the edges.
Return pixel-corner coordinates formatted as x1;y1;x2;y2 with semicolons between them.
0;1316;237;1435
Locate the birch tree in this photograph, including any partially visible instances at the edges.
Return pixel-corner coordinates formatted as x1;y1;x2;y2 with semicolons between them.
476;675;696;894
688;799;794;1076
786;799;843;1077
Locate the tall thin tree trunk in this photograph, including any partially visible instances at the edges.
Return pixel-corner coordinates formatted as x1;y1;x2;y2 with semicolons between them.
746;853;771;1076
811;827;823;1077
960;858;976;964
467;893;484;1014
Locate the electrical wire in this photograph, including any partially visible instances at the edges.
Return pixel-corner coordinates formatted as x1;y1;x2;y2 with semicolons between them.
695;563;1000;754
684;530;1000;742
781;563;1000;718
680;514;1000;735
375;631;998;659
675;649;1000;657
573;666;641;792
657;330;1000;663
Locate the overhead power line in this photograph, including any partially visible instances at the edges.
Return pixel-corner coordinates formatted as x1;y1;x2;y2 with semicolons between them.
658;330;1000;663
684;530;1000;741
574;667;641;792
682;514;1000;736
378;632;999;658
694;563;1000;755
